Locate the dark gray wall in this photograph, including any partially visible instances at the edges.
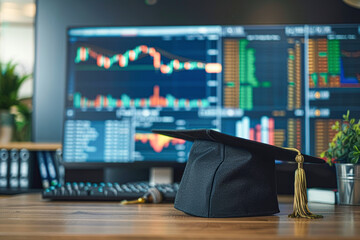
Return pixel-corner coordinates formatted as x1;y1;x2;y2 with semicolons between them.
34;0;360;142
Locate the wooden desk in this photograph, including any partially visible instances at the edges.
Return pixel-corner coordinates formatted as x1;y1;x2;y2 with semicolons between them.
0;194;359;239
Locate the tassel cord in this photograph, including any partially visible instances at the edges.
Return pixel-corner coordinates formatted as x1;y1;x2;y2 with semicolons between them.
282;147;323;219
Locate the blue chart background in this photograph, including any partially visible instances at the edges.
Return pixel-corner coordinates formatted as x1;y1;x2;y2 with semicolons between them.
64;25;360;163
66;35;218;162
69;36;214;103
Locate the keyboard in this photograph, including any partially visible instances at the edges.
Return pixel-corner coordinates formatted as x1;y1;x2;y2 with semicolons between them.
42;182;179;202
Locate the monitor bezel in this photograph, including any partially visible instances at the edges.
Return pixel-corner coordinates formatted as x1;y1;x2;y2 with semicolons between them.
61;23;360;168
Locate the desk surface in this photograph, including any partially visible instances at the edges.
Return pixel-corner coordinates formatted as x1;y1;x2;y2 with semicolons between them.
0;194;359;240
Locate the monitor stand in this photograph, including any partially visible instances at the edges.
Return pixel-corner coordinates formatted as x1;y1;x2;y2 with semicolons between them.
103;168;149;183
149;167;173;185
103;167;173;185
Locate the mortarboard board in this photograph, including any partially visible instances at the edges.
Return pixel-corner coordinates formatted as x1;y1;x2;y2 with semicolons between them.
152;129;324;219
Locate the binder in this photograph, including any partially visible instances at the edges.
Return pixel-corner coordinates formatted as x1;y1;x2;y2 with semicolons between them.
54;149;64;185
0;149;9;188
9;149;20;188
19;149;30;189
37;151;50;189
44;151;58;186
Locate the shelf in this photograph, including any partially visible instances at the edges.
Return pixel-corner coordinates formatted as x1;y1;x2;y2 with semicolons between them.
0;142;62;151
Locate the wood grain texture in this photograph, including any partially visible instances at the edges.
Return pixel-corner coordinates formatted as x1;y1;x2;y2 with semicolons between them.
0;194;359;239
0;142;61;151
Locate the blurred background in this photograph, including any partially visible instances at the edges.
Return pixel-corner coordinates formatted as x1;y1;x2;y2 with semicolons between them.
0;0;35;98
0;0;359;193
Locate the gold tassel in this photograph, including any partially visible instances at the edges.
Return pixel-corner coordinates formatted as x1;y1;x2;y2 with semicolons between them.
283;148;323;219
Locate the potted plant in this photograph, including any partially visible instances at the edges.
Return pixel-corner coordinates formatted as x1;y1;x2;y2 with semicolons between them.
14;100;32;142
0;61;31;143
321;110;360;205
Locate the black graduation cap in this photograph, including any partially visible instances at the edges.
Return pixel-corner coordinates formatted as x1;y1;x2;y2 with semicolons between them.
152;129;324;219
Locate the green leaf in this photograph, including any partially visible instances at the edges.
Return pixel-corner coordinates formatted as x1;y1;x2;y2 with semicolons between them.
352;156;359;164
0;61;30;110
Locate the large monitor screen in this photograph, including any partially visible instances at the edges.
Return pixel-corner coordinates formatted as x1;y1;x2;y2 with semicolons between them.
63;25;360;164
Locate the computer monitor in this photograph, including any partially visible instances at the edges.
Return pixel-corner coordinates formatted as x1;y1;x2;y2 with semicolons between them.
63;25;360;182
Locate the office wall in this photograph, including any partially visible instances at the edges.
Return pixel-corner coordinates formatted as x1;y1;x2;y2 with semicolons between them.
34;0;360;142
0;24;34;99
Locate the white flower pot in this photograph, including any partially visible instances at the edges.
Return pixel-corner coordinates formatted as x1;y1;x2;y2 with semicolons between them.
0;111;14;143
